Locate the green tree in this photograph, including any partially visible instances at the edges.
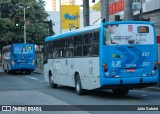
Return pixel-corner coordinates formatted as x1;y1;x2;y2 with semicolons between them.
0;0;51;49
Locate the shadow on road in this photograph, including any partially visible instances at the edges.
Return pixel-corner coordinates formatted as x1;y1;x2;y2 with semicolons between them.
47;85;144;100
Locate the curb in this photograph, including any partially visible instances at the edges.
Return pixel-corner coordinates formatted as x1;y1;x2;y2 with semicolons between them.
32;68;43;75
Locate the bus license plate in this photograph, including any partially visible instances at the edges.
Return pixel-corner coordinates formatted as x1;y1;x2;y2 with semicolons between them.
126;69;135;72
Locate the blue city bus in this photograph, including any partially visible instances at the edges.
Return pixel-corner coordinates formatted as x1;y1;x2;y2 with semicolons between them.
2;43;36;74
44;21;158;95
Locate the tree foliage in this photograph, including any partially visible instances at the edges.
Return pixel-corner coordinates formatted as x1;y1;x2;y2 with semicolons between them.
0;0;51;49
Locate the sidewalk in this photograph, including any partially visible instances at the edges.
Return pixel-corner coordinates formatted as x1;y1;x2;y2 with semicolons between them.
33;67;44;74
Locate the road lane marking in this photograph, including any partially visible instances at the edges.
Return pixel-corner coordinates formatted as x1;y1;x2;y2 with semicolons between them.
142;94;147;97
25;76;45;83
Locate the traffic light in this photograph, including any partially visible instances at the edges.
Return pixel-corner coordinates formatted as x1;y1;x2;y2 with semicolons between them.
15;17;20;28
115;15;121;21
1;3;9;18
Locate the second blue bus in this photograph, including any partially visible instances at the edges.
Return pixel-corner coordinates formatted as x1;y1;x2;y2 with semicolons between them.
2;43;36;74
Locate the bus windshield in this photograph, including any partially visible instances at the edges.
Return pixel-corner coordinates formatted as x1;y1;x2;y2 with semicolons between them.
13;45;33;54
104;24;154;45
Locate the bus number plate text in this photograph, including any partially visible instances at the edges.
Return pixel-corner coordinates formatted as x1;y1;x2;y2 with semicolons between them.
126;69;135;72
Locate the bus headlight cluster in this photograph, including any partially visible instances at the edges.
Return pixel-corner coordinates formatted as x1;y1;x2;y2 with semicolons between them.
32;59;35;65
102;63;110;77
151;61;158;75
12;60;15;66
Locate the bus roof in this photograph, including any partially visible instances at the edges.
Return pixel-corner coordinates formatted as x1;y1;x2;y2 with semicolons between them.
2;43;34;49
44;21;154;42
104;21;153;25
45;24;101;42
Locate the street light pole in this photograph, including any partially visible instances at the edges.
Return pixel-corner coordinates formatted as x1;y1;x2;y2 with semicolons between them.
140;0;143;20
19;6;29;43
24;7;26;43
59;0;62;33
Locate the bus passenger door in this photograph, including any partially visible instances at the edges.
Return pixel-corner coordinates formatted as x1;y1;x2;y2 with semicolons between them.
65;58;75;86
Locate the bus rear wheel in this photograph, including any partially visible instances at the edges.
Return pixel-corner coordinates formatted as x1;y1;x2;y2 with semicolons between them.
25;71;31;75
49;72;57;88
75;74;84;95
112;88;129;96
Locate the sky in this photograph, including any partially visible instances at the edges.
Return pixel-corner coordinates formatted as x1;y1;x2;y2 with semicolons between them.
44;0;98;11
44;0;52;11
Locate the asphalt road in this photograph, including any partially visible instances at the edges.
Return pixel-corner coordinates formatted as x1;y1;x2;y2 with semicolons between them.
0;70;160;114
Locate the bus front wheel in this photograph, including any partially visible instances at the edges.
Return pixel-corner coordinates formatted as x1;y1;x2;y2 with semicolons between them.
75;74;84;95
49;72;57;88
112;88;129;96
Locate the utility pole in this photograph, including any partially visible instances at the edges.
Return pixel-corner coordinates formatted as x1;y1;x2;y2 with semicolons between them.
59;0;62;33
19;6;30;44
140;0;143;20
83;0;89;27
101;0;109;22
124;0;134;20
24;7;26;44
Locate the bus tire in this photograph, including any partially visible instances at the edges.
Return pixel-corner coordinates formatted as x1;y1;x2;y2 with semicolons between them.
112;88;129;96
49;72;57;88
25;71;31;75
75;74;84;95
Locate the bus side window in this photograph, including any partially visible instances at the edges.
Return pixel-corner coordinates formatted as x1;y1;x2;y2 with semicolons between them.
92;31;99;56
59;39;66;57
93;31;99;44
83;33;93;56
44;43;49;63
53;40;59;58
74;35;82;56
49;41;53;58
66;37;74;57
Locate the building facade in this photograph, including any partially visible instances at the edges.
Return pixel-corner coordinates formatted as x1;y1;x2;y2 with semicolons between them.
52;0;76;11
108;0;160;35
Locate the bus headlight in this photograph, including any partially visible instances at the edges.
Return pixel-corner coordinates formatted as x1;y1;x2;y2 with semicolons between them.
151;70;155;75
12;60;15;66
32;59;35;65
